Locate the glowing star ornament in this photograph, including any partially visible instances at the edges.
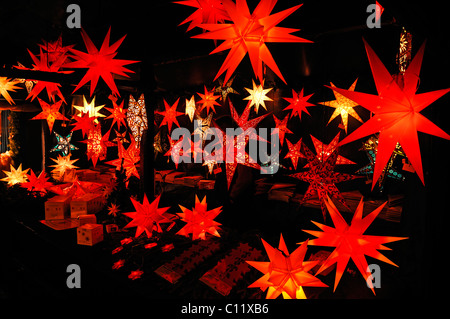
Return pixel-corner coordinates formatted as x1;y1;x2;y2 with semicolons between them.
333;39;450;188
197;86;221;114
105;99;127;130
284;138;304;170
38;35;74;64
320;79;363;133
247;234;327;299
193;112;213;144
73;96;106;123
82;124;114;167
105;138;140;183
107;203;121;217
156;98;183;133
65;28;139;97
302;195;408;294
175;0;230;31
123;194;172;238
283;88;314;119
127;94;148;148
70;112;96;138
1;164;29;186
306;133;356;167
177;195;223;240
0;77;22;105
31;98;69;133
50;154;79;178
215;76;239;101
20;169;53;195
272;114;292;147
192;0;312;84
185;95;197;122
164;135;188;169
50;131;78;156
244;80;272;114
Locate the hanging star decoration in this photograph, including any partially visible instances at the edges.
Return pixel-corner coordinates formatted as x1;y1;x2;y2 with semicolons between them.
70;112;97;138
247;234;327;299
50;131;78;156
185;95;197;122
31;98;69;133
1;164;29;186
302;195;408;294
319;79;363;133
82;123;115;167
244;79;273;114
305;133;356;168
215;76;239;101
289;142;360;220
65;27;139;97
0;77;22;105
20;169;53;195
332;39;450;188
193;112;213;144
164;135;189;169
38;35;75;64
105;99;127;130
123;194;172;238
114;129;130;145
272;114;292;147
175;0;230;31
72;95;106;123
107;203;121;217
197;85;221;114
356;135;405;190
192;0;312;84
285;138;304;170
156;98;183;133
153;130;163;160
105;137;140;184
49;154;79;179
177;195;223;240
127;94;148;149
283;88;315;119
229;100;270;141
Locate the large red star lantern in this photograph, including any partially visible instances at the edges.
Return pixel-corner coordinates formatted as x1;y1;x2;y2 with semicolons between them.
283;88;315;119
31;98;69;133
175;0;230;31
70;112;96;138
82;123;114;167
333;39;450;188
177;195;222;240
65;28;139;97
197;85;221;114
123;194;172;238
105;99;127;130
156;98;183;132
247;234;327;299
20;169;53;195
302;195;408;294
192;0;312;84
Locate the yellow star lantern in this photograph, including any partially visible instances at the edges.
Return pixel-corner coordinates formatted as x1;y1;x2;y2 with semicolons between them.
49;154;79;179
0;77;22;105
243;79;272;114
73;96;106;123
185;95;197;122
319;79;363;133
1;164;29;186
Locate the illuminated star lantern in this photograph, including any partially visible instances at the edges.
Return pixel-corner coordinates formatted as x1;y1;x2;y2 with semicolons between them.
193;0;312;84
215;76;239;101
73;95;106;123
31;98;69;133
107;203;121;217
333;39;450;188
185;95;197;122
302;195;408;294
244;80;273;114
0;77;22;105
38;35;74;64
20;169;53;195
105;99;127;130
197;85;221;114
65;27;139;97
193;112;213;144
70;112;97;138
105;138;140;184
156;98;183;132
305;133;356;168
272;114;292;147
319;79;363;133
229;100;270;142
177;195;223;240
82;123;115;167
153;130;163;159
175;0;230;31
164;135;188;169
285;138;304;170
127;94;148;149
283;88;315;119
290;143;360;220
247;234;327;299
50;154;79;178
1;164;29;186
123;194;172;238
50;131;78;156
114;129;130;145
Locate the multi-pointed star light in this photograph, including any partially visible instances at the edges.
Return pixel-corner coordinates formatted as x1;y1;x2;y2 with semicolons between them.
0;77;22;105
20;169;53;195
247;234;327;299
70;112;97;138
229;100;270;142
272;114;292;147
105;99;127;130
283;88;315;119
38;35;74;64
105;137;140;184
285;138;303;170
305;133;355;168
185;95;197;122
193;112;213;144
65;27;139;97
192;0;312;84
319;79;363;133
72;95;106;123
175;0;230;31
50;131;78;156
1;164;29;186
244;80;273;114
197;85;221;114
302;195;408;294
123;194;172;238
332;39;450;188
50;154;79;179
156;98;183;132
127;94;148;149
164;135;189;169
82;123;115;167
31;98;69;133
177;195;223;240
215;76;239;101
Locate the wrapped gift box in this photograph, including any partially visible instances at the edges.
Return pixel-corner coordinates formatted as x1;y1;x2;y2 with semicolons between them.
70;193;104;218
77;223;103;246
45;195;72;220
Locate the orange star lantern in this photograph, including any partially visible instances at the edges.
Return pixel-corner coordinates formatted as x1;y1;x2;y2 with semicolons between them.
284;138;304;170
302;195;408;294
31;98;69;133
105;137;140;184
197;85;221;114
49;154;79;179
156;98;183;132
272;114;292;147
1;164;29;186
305;132;355;168
82;123;114;167
283;88;315;119
247;234;327;299
0;77;22;105
70;112;96;138
20;169;53;195
175;0;230;31
105;99;127;130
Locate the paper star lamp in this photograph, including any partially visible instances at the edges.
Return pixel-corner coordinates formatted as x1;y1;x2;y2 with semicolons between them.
50;131;78;156
82;123;114;167
50;154;79;178
108;203;121;217
20;169;53;195
185;95;197;122
105;138;140;183
333;39;450;188
272;114;292;147
302;195;408;294
319;79;363;133
156;98;183;132
247;234;327;299
290;143;360;220
105;99;127;130
0;77;22;105
305;132;356;168
73;95;106;123
283;88;315;119
164;135;188;169
38;35;74;64
1;164;29;186
114;129;130;145
153;130;163;159
31;98;69;133
65;27;139;97
229;100;270;142
192;0;312;84
123;194;172;238
70;112;96;138
127;94;148;148
197;85;221;114
193;112;213;144
285;138;304;170
244;79;273;114
177;195;222;240
215;76;239;101
175;0;230;31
